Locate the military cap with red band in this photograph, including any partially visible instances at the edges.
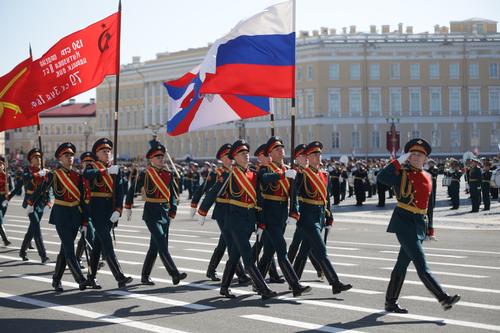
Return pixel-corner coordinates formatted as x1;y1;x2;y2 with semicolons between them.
404;138;431;156
216;143;232;160
305;141;323;155
146;143;166;159
265;136;284;154
293;144;307;159
80;151;97;162
229;139;250;159
27;148;43;161
92;138;113;154
55;142;76;158
254;143;268;157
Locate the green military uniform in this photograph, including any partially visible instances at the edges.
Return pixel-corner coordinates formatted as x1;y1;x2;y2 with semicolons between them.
29;143;89;291
378;138;460;313
482;164;492;211
18;148;49;262
194;143;250;283
256;136;310;296
290;141;352;295
83;138;132;288
125;143;186;286
0;156;13;246
468;160;482;212
448;165;462;209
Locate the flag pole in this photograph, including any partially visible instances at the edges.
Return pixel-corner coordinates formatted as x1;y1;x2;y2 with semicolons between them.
30;44;45;169
290;0;296;166
113;0;122;165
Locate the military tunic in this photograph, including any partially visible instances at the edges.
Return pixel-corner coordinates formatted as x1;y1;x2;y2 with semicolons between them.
468;166;482;212
482;169;491;210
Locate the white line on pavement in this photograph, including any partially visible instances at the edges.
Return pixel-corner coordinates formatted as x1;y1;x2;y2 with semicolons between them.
242;314;367;333
380;250;467;259
379;267;489;279
0;291;190;333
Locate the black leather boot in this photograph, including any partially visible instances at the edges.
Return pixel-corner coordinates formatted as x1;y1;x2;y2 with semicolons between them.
440;294;461;311
219;261;237;298
235;261;251;284
309;253;323;280
0;225;11;246
85;250;102;289
247;264;277;300
159;251;186;285
75;236;85;269
66;257;87;291
419;271;460;310
206;246;224;281
141;252;157;285
268;259;285;283
34;236;49;263
384;271;408;313
319;258;352;294
19;234;30;261
279;258;311;297
106;254;133;288
52;254;66;292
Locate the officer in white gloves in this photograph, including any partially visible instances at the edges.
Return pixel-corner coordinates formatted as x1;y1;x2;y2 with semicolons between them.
82;138;132;288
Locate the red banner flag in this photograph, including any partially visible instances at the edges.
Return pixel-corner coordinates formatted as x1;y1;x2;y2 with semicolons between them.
0;58;39;132
24;12;120;116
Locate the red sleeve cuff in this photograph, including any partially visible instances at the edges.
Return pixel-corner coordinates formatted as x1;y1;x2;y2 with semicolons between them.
198;209;208;217
289;212;300;220
168;211;176;219
124;204;132;209
257;223;266;230
190;202;197;208
391;159;401;172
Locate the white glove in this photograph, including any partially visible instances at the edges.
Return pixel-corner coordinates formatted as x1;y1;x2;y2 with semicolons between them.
26;205;34;215
285;169;297;179
124;208;132;221
110;211;120;223
190;207;197;218
198;215;206;226
1;200;8;208
107;165;119;175
397;153;411;164
38;169;48;177
286;216;297;225
81;225;88;235
256;227;264;242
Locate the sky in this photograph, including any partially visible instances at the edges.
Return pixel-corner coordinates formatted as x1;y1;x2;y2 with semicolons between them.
1;0;500;103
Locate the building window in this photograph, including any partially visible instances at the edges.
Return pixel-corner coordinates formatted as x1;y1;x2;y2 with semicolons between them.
297;91;304;115
331;131;340;149
389;88;402;115
351;131;361;149
297;67;302;81
409;88;421;114
471;127;480;147
370;64;380;80
431;129;441;147
449;63;459;80
306;65;313;81
489;63;498;78
67;127;72;135
410;63;420;80
469;87;481;114
429;63;440;80
450;129;461;148
371;131;380;149
328;89;341;116
350;64;361;80
349;88;361;114
56;127;60;135
390;63;400;80
368;88;381;115
469;63;479;80
491;129;500;146
329;64;339;80
306;91;314;116
449;87;461;114
429;87;442;114
411;130;420;139
488;87;500;115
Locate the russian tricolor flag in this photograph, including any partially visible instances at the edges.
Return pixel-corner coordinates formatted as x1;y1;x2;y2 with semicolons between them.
199;0;295;98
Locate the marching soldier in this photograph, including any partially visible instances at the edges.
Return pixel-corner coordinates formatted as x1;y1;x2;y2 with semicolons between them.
199;139;277;299
290;141;352;295
83;138;132;288
329;162;341;205
124;143;187;286
256;136;311;296
482;160;492;211
28;143;89;291
339;163;348;201
75;152;98;269
0;156;13;246
18;148;50;263
352;162;368;206
188;162;201;200
468;158;482;213
448;159;462;210
376;160;388;207
378;138;460;313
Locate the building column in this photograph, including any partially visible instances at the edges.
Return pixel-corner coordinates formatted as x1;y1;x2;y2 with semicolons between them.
160;82;164;125
144;83;148;127
151;83;156;126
